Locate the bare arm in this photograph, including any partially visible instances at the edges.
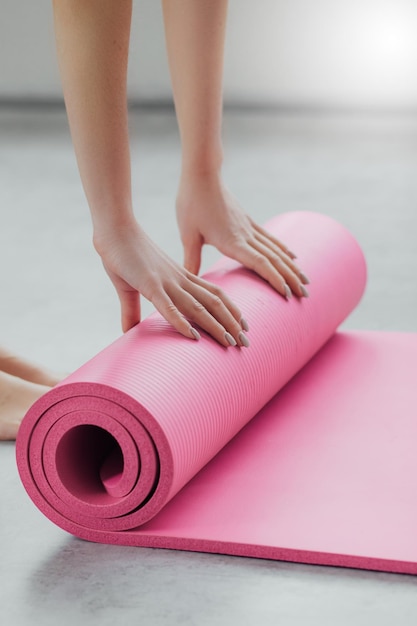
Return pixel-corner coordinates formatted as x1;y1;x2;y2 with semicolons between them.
162;0;226;177
52;0;246;347
52;0;134;230
162;0;309;296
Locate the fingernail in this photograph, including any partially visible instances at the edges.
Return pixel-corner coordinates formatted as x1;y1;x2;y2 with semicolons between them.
240;317;249;332
288;250;297;259
300;285;309;298
225;332;237;347
238;331;250;348
299;271;310;285
190;327;201;341
284;284;292;299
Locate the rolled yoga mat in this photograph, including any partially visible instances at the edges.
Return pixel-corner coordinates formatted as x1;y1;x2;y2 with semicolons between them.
16;211;417;574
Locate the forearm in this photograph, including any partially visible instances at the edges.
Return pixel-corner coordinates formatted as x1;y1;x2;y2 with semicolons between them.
52;0;134;237
162;0;228;177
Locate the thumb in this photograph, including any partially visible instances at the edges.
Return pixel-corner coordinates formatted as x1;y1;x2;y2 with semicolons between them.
119;289;141;333
183;236;203;276
103;262;141;333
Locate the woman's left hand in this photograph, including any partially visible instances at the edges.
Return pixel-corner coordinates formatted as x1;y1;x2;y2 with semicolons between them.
176;174;310;299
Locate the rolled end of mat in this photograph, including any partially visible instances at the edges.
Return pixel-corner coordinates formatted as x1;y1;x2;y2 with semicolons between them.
16;382;174;533
16;211;367;539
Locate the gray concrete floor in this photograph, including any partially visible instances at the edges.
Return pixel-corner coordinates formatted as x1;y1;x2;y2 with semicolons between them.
1;106;417;624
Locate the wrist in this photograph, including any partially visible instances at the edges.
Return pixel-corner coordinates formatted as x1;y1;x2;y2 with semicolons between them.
180;147;224;181
91;208;140;255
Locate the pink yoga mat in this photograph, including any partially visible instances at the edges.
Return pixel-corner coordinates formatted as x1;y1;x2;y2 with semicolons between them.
16;211;417;574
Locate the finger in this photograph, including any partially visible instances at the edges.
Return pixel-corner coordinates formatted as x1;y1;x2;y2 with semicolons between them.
171;286;249;348
230;241;291;298
247;216;297;259
253;232;310;287
186;272;247;330
151;290;202;341
183;235;203;276
102;262;141;332
249;238;308;298
117;289;141;333
184;280;248;347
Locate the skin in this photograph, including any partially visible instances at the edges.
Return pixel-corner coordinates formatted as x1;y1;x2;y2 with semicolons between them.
51;0;309;346
0;347;61;440
0;0;309;441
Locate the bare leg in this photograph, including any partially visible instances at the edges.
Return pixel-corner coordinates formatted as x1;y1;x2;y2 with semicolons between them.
0;347;61;440
0;371;51;441
0;346;61;387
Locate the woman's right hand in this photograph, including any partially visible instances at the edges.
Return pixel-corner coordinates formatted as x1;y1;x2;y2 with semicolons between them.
93;220;250;348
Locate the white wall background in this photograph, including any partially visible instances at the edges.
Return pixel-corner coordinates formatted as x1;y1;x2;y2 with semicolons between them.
1;0;417;110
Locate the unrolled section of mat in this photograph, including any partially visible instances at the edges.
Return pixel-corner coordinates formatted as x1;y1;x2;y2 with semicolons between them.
120;330;417;575
16;210;381;565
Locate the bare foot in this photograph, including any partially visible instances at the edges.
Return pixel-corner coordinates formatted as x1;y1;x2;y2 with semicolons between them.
0;346;61;387
0;370;51;440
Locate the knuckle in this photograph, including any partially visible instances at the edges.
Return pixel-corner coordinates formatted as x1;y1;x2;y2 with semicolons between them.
191;299;205;314
252;253;269;272
163;301;179;316
209;295;224;310
183;269;194;281
209;284;224;299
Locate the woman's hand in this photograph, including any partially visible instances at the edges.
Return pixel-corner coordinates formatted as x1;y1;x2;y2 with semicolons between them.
176;174;310;299
93;220;250;348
